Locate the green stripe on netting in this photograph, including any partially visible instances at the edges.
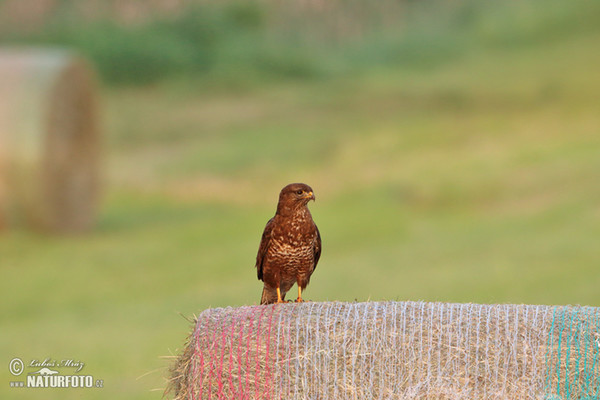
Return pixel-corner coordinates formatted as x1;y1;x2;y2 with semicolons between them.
587;308;600;398
564;307;576;397
544;306;600;399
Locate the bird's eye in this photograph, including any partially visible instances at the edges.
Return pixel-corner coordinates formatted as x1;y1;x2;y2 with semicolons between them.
296;190;303;195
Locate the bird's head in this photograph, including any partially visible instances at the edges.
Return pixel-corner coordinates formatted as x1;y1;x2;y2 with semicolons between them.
277;183;315;215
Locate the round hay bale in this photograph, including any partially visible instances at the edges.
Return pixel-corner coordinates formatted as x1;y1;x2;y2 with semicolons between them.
167;301;600;399
0;48;100;232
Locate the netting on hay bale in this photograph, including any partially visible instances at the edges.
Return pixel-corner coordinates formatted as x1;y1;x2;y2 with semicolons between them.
0;49;100;232
167;301;600;400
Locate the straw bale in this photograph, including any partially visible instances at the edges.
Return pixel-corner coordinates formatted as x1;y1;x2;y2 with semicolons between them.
167;301;600;400
0;48;100;232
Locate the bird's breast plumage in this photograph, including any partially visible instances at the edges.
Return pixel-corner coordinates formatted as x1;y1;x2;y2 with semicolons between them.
265;208;317;277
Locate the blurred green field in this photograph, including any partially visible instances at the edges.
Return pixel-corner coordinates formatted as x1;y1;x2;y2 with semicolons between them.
2;1;600;399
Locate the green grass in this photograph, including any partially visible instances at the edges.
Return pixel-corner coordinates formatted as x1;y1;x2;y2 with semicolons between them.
5;0;599;85
2;4;600;399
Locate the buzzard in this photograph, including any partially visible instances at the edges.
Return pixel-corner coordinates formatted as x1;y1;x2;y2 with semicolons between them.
255;183;321;304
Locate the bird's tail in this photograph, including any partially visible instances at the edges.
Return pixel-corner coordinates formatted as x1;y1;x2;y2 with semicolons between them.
260;286;279;305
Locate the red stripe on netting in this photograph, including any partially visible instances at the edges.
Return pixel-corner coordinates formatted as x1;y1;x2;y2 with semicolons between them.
263;305;276;400
236;309;248;398
255;306;267;399
193;318;209;400
285;304;298;397
243;307;256;399
190;328;203;400
215;314;232;399
226;310;238;398
207;312;221;400
231;308;253;399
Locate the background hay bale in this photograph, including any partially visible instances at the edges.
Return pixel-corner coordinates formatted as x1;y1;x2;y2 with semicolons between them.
167;301;600;400
0;48;100;232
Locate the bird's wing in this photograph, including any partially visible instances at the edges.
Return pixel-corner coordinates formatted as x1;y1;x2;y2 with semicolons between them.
256;217;274;280
313;224;321;271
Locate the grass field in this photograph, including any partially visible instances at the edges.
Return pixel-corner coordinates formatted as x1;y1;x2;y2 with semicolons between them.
2;5;600;399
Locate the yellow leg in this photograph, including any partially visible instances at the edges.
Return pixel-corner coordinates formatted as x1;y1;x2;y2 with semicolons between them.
295;285;304;303
276;287;284;303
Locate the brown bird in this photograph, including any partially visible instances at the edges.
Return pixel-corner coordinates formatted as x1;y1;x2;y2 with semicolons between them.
255;183;321;305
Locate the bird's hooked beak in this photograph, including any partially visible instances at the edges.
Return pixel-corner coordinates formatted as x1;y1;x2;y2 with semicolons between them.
305;191;315;202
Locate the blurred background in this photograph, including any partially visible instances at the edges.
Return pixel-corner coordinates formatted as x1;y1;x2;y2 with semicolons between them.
1;0;599;398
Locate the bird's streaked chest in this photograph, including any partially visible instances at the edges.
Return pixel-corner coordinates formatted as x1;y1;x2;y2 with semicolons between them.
271;209;315;247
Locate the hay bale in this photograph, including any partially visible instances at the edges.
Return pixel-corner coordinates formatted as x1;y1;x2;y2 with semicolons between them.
0;48;100;232
167;301;600;400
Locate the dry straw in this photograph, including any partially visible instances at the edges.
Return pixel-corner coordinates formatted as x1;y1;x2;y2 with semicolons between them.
167;301;600;400
0;49;100;232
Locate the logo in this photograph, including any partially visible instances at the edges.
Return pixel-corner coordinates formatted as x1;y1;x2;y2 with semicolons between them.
29;367;59;376
9;358;24;376
8;357;103;389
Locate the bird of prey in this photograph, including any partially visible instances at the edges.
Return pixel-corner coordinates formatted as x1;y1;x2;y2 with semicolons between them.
255;183;321;305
